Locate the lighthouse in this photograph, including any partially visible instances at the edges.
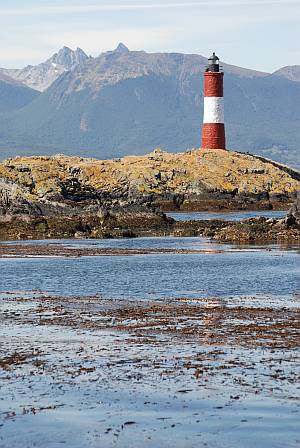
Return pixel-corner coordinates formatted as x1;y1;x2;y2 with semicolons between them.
201;52;226;149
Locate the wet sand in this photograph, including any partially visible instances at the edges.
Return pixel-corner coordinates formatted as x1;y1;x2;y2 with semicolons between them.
1;293;299;447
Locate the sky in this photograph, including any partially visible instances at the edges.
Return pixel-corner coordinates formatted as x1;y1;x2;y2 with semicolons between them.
0;0;299;72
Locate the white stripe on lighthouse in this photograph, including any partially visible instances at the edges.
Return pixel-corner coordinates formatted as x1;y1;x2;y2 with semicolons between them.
203;97;224;124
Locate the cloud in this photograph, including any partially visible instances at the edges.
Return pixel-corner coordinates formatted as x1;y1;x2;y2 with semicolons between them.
45;27;176;56
0;0;299;16
0;0;299;70
0;45;49;66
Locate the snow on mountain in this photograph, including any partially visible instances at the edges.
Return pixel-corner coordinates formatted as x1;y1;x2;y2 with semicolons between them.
0;47;89;92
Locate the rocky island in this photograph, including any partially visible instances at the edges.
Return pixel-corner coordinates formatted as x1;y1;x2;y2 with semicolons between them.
0;148;299;242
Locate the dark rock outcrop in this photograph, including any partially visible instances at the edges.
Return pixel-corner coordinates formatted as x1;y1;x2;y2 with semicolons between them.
288;190;300;219
205;194;300;243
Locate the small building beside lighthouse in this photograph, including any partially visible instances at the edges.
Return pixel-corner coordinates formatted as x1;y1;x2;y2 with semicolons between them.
201;52;226;150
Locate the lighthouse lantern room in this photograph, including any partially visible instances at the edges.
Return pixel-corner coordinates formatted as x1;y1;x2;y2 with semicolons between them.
201;52;226;150
208;52;220;72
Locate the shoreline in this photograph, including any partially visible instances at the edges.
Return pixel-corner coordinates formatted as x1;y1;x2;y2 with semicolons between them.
0;242;225;258
1;214;299;243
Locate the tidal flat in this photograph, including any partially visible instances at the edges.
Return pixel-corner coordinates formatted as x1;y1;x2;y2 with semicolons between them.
0;235;299;448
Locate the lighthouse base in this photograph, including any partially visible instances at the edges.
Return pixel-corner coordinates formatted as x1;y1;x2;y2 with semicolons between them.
202;123;226;150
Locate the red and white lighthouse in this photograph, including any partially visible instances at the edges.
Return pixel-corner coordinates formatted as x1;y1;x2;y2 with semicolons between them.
201;52;226;150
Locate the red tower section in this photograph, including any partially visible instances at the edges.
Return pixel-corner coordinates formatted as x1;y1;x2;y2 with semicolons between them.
202;53;226;150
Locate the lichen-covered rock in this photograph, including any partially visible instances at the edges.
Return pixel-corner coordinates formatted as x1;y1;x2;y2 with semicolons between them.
0;148;299;213
0;148;299;240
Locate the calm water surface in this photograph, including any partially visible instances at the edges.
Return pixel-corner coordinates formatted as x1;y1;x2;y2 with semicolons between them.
1;236;299;300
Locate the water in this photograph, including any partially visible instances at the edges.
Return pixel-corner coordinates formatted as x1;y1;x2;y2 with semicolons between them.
167;210;286;221
1;224;299;448
1;237;299;300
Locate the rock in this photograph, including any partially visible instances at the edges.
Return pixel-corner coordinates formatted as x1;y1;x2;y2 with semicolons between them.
0;149;299;240
288;190;300;219
74;231;86;239
285;215;296;226
1;149;298;212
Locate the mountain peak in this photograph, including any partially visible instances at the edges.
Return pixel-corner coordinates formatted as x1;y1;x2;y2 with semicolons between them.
114;43;130;54
273;65;300;82
59;46;72;53
51;46;89;67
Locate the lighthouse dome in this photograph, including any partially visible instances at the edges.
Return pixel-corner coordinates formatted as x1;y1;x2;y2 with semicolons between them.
208;52;219;62
207;52;220;72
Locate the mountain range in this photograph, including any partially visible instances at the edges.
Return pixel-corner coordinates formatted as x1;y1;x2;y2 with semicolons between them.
0;44;299;168
1;46;90;92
